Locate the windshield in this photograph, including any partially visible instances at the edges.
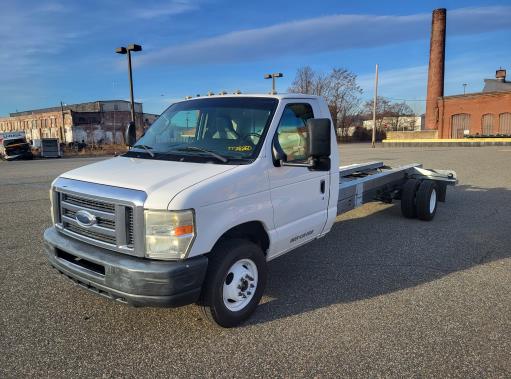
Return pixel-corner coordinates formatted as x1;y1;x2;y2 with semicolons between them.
4;138;28;147
127;97;278;163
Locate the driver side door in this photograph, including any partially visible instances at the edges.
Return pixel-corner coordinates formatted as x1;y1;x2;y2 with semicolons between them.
267;100;330;258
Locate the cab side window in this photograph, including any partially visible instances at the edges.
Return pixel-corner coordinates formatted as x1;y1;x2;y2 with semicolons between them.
275;103;314;162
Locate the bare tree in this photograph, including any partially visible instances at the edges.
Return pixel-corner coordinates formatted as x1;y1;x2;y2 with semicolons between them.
326;68;362;138
387;101;415;131
288;66;362;137
362;96;392;130
288;66;316;94
362;97;414;132
313;72;331;97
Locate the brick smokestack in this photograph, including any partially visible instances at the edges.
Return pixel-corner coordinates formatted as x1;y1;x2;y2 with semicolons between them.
425;8;446;130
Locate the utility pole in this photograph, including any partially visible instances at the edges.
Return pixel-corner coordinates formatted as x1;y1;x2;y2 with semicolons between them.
112;81;117;153
463;83;467;95
60;101;66;143
371;64;379;148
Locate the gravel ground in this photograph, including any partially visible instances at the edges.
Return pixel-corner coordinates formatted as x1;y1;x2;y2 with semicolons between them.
0;145;510;378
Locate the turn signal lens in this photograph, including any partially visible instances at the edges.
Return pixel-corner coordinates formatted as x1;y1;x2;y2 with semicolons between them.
173;225;194;236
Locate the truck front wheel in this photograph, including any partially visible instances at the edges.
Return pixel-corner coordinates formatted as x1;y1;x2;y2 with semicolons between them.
199;239;267;327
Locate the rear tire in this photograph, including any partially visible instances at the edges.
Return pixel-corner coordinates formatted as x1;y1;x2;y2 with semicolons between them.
200;239;267;328
401;179;419;218
416;180;438;221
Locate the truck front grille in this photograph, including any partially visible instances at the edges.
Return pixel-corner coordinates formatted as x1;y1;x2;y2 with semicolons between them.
63;194;115;213
63;222;117;244
126;207;134;246
62;208;116;230
57;192;136;252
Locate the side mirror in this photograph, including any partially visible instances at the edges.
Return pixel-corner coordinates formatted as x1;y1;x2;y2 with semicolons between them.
307;118;331;158
125;121;136;147
271;118;331;171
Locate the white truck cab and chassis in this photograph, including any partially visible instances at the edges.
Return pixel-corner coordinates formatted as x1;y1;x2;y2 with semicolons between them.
44;94;457;327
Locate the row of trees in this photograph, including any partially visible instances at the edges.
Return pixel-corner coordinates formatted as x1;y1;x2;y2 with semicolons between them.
287;66;416;140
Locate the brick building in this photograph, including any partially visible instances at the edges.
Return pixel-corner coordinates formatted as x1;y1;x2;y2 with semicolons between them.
0;100;158;145
423;9;511;139
436;70;511;138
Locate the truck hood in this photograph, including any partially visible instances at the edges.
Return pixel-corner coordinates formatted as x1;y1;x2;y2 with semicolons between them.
60;156;236;209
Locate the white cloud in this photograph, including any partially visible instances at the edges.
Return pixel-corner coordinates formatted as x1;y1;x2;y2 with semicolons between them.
130;0;198;19
359;65;427;95
0;4;74;78
138;6;511;67
35;2;68;13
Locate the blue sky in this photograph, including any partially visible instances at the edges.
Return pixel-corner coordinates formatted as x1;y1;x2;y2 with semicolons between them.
1;0;510;116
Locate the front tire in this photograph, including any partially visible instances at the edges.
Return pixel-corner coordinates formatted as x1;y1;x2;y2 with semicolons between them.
200;239;267;327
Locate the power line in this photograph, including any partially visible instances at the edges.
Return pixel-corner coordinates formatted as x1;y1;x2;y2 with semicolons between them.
384;97;427;102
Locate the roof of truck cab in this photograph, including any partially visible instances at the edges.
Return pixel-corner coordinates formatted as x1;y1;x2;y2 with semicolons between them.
177;93;322;102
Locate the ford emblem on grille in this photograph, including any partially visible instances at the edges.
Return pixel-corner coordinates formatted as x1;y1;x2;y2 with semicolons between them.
75;210;97;227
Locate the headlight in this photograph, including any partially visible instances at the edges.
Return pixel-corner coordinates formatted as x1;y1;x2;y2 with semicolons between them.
144;209;195;260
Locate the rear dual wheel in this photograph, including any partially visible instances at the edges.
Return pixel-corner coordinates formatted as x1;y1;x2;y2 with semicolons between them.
401;179;438;221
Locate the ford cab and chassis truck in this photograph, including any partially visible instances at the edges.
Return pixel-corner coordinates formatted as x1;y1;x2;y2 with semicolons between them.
44;94;457;327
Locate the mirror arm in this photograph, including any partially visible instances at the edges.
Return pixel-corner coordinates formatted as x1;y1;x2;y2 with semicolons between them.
280;157;316;168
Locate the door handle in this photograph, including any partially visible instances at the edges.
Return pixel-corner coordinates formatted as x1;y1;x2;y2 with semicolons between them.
320;179;325;194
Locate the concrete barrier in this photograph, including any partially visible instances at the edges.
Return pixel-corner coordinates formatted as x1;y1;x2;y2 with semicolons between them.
386;131;439;140
382;138;511;147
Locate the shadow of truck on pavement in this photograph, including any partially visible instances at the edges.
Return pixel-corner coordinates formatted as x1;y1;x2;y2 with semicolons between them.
247;184;511;325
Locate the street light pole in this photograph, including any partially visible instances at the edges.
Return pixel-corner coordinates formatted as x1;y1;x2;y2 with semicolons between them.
127;49;135;124
116;44;142;130
264;73;284;94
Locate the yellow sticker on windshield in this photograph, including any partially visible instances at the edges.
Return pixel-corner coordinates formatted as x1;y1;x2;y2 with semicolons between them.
227;145;252;152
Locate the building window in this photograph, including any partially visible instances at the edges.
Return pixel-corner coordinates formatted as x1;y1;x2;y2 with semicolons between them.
482;114;493;135
451;113;470;138
499;113;511;135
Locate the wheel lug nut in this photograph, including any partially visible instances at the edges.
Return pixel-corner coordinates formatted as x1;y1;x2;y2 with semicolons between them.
247;291;251;295
250;284;255;288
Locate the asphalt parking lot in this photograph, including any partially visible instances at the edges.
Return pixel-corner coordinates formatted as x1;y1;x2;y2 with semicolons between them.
1;145;510;377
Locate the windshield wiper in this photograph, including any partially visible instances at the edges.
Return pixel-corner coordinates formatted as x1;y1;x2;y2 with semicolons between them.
174;146;228;163
132;144;155;157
